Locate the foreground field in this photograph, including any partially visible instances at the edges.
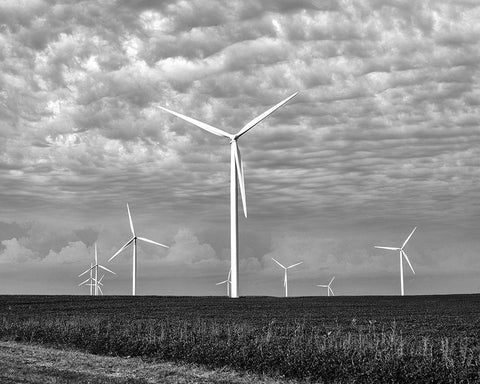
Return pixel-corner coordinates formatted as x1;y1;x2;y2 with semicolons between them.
1;295;480;383
0;340;293;384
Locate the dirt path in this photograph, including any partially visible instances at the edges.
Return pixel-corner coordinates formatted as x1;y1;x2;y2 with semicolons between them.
0;341;297;384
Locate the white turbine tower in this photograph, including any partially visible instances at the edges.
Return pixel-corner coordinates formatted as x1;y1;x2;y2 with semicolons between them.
108;203;169;296
160;92;298;298
317;276;335;296
374;227;417;296
216;270;231;297
79;243;115;296
271;258;303;297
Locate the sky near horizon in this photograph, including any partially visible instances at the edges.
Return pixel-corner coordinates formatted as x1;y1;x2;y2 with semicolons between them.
1;0;479;296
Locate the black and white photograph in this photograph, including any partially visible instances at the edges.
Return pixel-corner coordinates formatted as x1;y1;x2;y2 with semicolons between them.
1;0;480;382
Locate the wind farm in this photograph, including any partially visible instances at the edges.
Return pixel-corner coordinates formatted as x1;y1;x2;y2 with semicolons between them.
2;0;480;383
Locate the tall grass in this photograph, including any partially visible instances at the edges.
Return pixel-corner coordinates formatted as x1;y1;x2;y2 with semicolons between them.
1;314;479;382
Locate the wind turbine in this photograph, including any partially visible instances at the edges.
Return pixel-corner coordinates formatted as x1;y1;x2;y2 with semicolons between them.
374;227;417;296
160;92;298;298
79;274;105;295
271;258;303;297
79;243;115;296
216;270;231;297
317;276;335;296
108;203;169;296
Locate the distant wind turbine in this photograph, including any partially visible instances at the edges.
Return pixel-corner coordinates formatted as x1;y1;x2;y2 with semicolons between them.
374;227;417;296
271;258;303;297
108;203;169;296
216;270;231;297
160;92;298;298
79;243;115;296
79;274;105;295
317;276;335;296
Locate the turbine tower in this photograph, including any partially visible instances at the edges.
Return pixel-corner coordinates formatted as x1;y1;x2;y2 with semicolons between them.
160;92;298;298
374;227;417;296
79;243;115;296
109;203;169;296
216;270;231;297
317;276;335;296
271;258;303;297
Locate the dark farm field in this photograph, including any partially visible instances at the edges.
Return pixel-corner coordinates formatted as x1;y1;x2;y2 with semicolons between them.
1;295;480;383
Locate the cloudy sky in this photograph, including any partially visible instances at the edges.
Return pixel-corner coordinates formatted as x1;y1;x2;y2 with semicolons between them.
1;0;479;296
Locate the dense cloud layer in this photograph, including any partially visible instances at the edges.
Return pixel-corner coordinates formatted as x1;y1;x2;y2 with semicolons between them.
0;0;479;295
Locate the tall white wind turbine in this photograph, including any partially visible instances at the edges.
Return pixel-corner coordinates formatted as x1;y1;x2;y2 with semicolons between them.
160;92;298;298
108;203;169;296
317;276;335;296
79;243;115;296
216;270;231;297
271;258;303;297
374;227;417;296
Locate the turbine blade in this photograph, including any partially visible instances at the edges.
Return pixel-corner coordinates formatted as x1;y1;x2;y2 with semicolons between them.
271;257;286;269
127;203;135;236
137;236;169;248
317;285;328;287
284;272;287;287
329;287;335;296
98;275;105;284
233;142;247;218
78;266;94;277
402;250;415;274
287;261;303;269
227;269;231;280
402;227;417;249
329;276;335;285
99;265;116;275
97;286;103;295
216;280;228;285
374;246;399;251
160;107;233;139
94;243;98;265
108;237;135;262
235;92;299;139
78;278;91;286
